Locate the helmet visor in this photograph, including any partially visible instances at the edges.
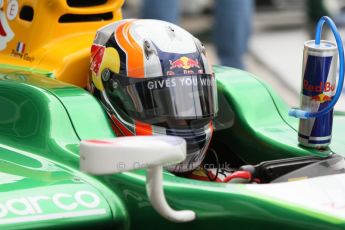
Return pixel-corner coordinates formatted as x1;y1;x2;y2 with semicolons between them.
104;73;217;121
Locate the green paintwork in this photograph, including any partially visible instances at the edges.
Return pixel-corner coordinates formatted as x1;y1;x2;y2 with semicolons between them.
0;67;126;229
1;63;345;229
214;66;330;164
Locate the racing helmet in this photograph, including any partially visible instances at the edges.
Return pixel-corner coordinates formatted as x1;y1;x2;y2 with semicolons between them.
88;19;218;173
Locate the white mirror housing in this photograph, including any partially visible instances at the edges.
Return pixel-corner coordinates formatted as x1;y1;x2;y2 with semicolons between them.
79;135;196;223
80;136;186;174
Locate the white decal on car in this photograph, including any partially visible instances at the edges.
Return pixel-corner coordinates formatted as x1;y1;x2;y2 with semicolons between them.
0;190;107;224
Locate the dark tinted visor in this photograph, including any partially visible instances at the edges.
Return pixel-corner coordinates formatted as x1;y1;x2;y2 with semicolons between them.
103;73;217;121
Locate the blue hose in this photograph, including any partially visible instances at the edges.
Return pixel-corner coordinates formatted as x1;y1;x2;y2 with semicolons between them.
289;16;345;119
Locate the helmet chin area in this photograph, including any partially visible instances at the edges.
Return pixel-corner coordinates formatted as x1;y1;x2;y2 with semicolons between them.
165;146;209;173
164;124;213;173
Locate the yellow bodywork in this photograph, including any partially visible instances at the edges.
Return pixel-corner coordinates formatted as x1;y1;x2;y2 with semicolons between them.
0;0;124;87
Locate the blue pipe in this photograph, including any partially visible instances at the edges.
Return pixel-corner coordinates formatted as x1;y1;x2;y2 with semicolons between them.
289;16;345;119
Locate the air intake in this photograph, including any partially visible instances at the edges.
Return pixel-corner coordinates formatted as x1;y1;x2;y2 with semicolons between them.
20;5;34;21
59;12;113;23
67;0;107;7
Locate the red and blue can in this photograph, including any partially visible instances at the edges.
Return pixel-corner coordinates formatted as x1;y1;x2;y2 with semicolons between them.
298;40;337;148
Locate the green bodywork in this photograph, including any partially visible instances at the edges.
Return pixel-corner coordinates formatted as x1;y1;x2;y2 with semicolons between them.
1;64;345;229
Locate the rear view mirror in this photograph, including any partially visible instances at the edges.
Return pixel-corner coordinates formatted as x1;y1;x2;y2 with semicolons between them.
80;136;186;174
80;135;195;223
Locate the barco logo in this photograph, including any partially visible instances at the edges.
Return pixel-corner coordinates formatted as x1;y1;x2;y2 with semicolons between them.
0;190;107;225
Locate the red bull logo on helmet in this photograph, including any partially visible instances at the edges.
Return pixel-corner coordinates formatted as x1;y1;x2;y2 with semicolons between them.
169;56;200;70
168;56;203;75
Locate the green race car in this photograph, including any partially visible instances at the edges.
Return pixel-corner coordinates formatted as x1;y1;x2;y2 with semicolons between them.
1;1;345;229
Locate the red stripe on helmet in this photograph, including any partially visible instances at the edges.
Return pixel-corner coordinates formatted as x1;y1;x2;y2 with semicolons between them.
90;44;105;75
135;120;152;136
111;115;134;136
209;121;214;133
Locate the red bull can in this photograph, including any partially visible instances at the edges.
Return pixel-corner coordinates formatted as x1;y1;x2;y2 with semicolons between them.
298;40;337;148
